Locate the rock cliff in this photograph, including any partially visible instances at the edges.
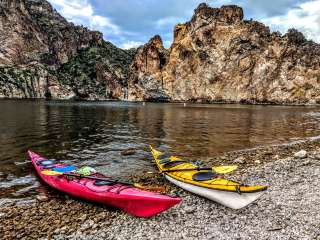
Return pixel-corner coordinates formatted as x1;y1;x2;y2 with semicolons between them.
1;1;319;104
129;3;320;104
0;0;134;99
128;35;170;101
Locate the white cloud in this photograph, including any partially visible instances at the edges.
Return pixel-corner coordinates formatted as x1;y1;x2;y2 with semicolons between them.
120;41;144;49
262;0;320;42
48;0;121;34
156;16;185;28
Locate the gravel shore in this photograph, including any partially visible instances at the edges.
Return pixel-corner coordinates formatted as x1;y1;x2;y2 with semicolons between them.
1;138;320;240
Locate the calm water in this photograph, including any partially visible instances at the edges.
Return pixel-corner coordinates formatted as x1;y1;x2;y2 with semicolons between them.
0;100;320;203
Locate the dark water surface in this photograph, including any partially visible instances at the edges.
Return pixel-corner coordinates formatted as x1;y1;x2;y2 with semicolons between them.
0;100;319;203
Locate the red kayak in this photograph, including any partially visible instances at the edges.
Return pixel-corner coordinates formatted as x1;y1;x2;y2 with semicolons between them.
28;150;181;217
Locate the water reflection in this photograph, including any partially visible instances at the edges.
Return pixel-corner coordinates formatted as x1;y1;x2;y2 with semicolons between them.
0;100;319;201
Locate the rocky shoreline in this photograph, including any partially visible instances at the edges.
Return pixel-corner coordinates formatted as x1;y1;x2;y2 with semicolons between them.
1;98;320;108
0;137;320;239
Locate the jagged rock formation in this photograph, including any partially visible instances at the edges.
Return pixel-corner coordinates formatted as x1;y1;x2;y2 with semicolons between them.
1;1;319;104
128;35;169;101
129;3;320;104
0;0;134;99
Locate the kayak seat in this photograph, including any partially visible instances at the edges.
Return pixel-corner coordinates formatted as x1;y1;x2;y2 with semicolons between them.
192;171;216;181
94;180;116;186
37;159;56;166
159;158;172;164
41;164;57;169
162;161;187;169
157;153;172;160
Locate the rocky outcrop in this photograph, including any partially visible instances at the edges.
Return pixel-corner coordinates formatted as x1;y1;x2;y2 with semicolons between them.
55;42;134;100
129;3;320;104
128;35;169;101
1;1;319;104
0;0;134;100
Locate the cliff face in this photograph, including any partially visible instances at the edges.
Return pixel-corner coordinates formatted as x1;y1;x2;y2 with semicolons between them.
129;3;320;104
0;0;134;99
1;1;319;103
128;35;170;101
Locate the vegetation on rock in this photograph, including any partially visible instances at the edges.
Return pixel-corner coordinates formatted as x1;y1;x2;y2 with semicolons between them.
0;0;135;100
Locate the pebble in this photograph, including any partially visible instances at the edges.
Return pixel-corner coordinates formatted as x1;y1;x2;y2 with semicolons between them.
121;148;137;156
294;150;307;159
36;194;49;202
314;154;320;160
185;206;196;214
273;154;280;160
234;156;245;164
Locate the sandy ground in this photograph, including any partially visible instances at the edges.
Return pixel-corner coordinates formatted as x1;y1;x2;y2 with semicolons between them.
1;138;320;240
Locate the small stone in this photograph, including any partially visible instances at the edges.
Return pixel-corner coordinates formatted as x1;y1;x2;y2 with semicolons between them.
273;155;280;160
299;160;311;166
185;207;196;214
294;150;307;159
59;226;67;234
36;194;48;202
314;154;320;160
234;156;245;164
263;151;273;156
121;148;137;156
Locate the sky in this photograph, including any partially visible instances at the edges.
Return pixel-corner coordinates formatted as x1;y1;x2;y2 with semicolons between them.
47;0;320;49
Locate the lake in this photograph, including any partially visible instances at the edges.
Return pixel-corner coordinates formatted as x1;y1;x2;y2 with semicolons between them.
0;100;319;204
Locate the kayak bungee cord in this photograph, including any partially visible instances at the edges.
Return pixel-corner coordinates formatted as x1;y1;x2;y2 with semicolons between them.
43;171;166;193
76;179;134;194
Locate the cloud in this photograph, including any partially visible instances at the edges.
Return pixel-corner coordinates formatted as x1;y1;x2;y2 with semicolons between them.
261;0;320;42
90;0;222;47
156;17;185;28
120;41;144;49
48;0;121;34
47;0;320;48
240;0;307;18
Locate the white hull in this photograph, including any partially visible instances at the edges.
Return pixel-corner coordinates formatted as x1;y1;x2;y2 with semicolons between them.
165;175;266;209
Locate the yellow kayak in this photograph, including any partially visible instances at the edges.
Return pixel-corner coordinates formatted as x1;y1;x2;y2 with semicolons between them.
150;146;267;209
